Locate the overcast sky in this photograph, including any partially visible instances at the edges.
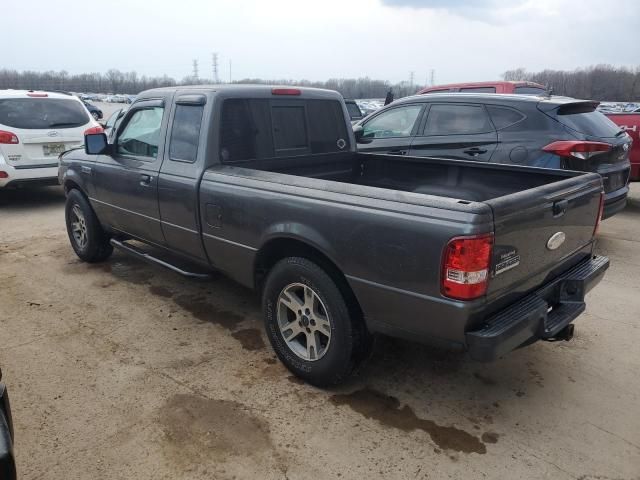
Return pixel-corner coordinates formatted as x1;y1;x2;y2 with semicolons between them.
4;0;639;85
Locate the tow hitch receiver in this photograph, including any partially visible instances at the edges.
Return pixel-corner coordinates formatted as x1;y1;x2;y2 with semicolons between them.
543;323;575;342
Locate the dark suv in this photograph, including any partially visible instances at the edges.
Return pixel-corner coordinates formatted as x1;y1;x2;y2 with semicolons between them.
354;94;632;218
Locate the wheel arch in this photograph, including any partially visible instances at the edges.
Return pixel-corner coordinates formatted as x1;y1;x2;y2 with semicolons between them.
254;237;363;321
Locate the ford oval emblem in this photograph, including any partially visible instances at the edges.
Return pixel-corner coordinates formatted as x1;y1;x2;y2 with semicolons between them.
546;232;566;250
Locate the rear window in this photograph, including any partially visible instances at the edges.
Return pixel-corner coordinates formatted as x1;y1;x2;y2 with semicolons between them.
423;104;493;135
459;87;496;93
554;108;621;138
514;86;547;95
220;98;349;162
0;98;89;129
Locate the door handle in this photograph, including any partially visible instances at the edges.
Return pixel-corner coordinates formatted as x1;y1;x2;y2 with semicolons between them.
140;174;152;186
387;149;407;156
463;148;488;156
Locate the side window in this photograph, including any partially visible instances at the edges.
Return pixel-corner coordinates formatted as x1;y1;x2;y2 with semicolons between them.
423;104;493;136
362;105;422;138
514;86;547;95
459;86;496;93
272;105;308;151
116;107;163;158
169;104;204;163
486;106;526;130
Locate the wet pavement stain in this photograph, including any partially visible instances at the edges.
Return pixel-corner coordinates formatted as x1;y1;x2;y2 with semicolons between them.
158;393;273;465
473;372;497;386
481;432;500;444
231;328;265;351
149;285;174;298
174;294;244;330
331;388;488;454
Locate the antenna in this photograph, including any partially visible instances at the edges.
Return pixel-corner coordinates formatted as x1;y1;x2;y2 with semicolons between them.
192;59;199;82
212;52;219;83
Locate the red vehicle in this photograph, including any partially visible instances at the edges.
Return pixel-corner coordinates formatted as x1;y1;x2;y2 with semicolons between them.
603;113;640;180
418;80;548;95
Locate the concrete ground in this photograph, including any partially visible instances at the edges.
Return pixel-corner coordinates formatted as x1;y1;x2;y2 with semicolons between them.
1;183;639;480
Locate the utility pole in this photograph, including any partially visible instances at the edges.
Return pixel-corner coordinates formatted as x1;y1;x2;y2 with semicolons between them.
212;52;219;83
192;59;199;82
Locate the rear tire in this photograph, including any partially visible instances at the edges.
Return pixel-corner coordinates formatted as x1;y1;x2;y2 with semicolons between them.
262;257;371;387
65;189;113;263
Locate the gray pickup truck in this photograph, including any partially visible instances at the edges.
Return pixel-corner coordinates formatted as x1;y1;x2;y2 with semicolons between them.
59;85;609;386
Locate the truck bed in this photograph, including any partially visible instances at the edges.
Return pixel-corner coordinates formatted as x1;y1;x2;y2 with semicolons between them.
231;151;572;203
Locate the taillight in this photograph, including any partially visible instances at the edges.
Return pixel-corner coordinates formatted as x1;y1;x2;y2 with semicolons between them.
84;126;104;135
441;234;494;300
26;91;48;97
0;130;19;144
594;192;604;236
0;171;8;179
543;140;611;160
271;88;301;96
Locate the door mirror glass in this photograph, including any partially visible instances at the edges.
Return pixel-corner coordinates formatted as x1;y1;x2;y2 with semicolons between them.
85;133;108;155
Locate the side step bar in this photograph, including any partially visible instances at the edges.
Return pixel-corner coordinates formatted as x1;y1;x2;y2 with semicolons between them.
110;239;212;280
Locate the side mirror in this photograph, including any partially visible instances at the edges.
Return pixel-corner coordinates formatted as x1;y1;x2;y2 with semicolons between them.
353;125;372;144
85;133;110;155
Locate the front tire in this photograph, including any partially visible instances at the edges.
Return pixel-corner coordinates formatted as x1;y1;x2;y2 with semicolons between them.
65;189;113;263
263;257;370;387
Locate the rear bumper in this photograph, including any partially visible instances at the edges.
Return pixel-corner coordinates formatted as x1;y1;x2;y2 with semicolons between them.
0;160;59;188
602;188;628;219
466;255;609;362
0;383;16;480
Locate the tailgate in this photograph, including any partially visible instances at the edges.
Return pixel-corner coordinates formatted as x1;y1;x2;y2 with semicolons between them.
485;172;603;299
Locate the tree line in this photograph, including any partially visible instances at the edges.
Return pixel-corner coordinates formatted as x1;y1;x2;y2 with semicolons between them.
503;65;640;101
0;68;419;99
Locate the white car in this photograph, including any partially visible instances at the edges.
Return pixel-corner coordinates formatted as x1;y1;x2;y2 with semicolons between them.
0;90;102;188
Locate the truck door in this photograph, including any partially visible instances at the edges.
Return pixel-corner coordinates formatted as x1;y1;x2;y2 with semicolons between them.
91;97;169;244
409;103;498;161
356;104;425;156
157;93;209;262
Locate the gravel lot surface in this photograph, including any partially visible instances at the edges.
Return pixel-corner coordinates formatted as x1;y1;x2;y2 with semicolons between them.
1;184;639;480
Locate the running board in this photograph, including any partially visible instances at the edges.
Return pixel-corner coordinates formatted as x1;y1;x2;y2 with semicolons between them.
109;239;212;279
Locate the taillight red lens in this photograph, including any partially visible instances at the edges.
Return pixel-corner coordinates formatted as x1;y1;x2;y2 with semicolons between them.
26;91;48;97
0;130;19;144
594;192;604;236
0;171;8;179
442;234;493;300
84;126;104;135
271;88;301;96
543;140;611;160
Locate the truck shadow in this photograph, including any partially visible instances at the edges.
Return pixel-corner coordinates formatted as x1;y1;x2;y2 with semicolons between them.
0;186;65;209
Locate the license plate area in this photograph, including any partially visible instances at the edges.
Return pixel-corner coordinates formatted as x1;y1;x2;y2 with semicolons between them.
43;143;66;156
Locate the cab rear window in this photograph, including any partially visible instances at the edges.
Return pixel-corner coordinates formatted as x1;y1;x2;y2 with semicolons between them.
220;98;349;162
0;98;89;129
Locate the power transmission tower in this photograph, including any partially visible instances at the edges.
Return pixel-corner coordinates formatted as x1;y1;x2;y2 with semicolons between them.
212;53;219;83
409;71;415;89
229;59;232;83
192;59;199;82
430;69;435;86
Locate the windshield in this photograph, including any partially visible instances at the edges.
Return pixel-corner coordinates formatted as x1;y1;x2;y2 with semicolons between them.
0;98;90;129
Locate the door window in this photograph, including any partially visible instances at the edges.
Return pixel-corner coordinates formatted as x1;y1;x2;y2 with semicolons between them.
423;104;493;136
117;107;164;158
362;105;422;138
169;104;204;162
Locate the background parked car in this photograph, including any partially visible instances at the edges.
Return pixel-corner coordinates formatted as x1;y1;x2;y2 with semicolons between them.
344;99;364;123
418;80;549;95
0;89;102;188
602;111;640;180
353;93;631;218
0;369;16;480
82;100;103;120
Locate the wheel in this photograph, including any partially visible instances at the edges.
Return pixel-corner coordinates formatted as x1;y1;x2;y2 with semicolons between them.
65;189;113;263
91;111;101;120
262;257;371;387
